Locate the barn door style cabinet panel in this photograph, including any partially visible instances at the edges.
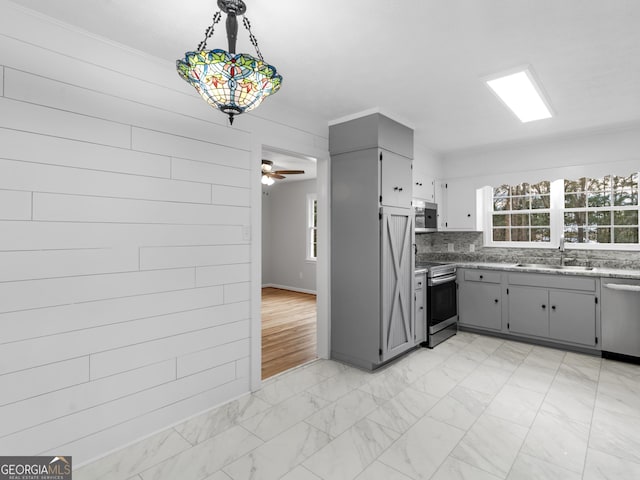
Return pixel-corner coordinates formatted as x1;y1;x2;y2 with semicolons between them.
330;113;415;370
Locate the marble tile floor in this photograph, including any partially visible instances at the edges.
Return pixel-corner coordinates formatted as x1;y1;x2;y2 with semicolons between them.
74;332;640;480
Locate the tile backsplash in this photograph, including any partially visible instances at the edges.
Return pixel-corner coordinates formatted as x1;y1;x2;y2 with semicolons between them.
416;231;640;270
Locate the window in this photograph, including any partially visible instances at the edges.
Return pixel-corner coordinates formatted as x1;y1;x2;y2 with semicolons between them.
491;181;551;243
487;172;640;248
564;173;639;244
307;194;318;260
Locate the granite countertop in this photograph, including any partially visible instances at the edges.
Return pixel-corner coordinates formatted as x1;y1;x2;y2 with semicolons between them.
455;261;640;279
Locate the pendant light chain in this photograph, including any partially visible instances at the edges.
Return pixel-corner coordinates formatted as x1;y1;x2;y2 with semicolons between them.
197;11;222;51
242;16;264;61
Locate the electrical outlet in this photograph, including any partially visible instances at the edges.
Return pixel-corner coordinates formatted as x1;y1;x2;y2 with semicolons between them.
469;244;475;253
448;243;455;252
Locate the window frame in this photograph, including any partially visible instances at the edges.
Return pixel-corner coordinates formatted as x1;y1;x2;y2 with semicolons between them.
562;173;640;246
306;193;318;261
483;175;640;251
489;180;553;246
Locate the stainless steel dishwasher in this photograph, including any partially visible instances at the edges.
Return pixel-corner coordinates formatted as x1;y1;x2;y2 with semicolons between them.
601;278;640;358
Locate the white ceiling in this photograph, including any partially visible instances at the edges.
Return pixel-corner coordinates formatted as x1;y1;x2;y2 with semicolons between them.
9;0;640;155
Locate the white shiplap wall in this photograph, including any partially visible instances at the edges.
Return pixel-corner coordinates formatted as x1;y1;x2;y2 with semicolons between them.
0;1;328;465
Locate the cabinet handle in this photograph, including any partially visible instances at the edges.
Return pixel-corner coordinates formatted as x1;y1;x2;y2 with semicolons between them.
479;275;483;279
542;304;546;309
399;187;403;191
467;213;471;217
419;306;424;310
494;299;499;303
417;282;422;287
551;305;556;310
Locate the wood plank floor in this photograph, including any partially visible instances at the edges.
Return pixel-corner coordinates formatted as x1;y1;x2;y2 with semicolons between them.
262;287;317;380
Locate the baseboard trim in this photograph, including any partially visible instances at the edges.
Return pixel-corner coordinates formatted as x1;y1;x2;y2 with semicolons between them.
262;283;317;295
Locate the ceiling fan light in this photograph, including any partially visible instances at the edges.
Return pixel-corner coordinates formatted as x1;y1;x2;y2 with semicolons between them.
261;174;274;186
262;161;273;172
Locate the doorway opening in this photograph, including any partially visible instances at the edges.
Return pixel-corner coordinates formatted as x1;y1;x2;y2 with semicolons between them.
261;287;316;379
261;147;318;379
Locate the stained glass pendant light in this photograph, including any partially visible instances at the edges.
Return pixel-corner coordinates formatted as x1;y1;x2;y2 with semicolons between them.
176;0;282;125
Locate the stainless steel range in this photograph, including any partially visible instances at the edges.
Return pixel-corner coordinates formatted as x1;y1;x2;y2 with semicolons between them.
417;262;458;348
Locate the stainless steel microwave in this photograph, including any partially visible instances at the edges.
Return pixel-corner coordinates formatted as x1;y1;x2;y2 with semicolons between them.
414;200;438;233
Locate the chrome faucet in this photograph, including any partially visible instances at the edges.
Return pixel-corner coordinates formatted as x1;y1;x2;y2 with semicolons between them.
559;235;565;265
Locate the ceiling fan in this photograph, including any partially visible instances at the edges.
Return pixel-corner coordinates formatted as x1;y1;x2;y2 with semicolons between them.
261;159;305;185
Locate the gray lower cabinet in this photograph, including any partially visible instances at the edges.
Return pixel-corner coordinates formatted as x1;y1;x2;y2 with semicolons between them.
458;269;502;331
457;268;600;350
507;273;599;348
507;286;549;337
549;290;598;346
415;272;426;344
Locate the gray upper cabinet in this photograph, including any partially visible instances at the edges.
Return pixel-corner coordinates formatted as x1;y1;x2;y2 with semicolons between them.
380;150;412;208
330;113;415;370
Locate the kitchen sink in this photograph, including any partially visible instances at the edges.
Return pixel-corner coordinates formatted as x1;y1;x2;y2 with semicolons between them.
515;263;594;271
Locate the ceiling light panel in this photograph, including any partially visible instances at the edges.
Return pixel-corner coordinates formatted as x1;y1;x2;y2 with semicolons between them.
485;68;553;123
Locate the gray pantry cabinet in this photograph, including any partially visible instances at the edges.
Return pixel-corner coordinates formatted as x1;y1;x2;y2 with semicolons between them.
329;113;415;370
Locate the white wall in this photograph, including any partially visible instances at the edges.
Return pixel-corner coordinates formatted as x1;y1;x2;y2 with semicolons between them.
0;1;328;465
441;124;640;186
262;179;317;293
415;140;443;179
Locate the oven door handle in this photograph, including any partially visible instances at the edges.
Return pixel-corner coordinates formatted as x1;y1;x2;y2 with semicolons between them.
428;273;457;286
